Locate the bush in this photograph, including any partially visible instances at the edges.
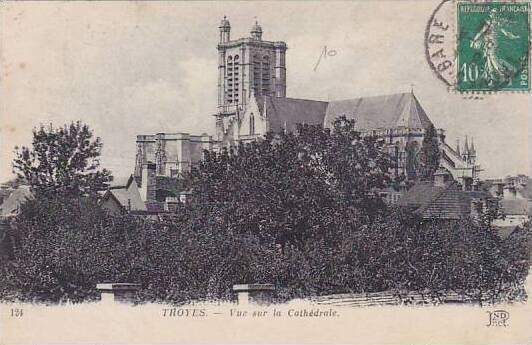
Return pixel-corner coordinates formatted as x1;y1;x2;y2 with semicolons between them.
1;194;529;304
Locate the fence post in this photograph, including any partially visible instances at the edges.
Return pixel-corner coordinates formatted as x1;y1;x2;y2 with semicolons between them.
233;284;275;305
96;283;141;304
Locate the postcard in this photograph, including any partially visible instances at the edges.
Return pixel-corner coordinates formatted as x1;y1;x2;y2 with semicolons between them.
0;1;530;344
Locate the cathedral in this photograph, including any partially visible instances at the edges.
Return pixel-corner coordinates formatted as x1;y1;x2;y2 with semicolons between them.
134;18;480;205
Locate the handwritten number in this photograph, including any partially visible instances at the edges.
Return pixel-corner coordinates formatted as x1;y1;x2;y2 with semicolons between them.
314;46;337;72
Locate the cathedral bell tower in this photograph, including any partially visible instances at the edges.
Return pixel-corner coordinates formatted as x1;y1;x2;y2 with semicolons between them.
215;17;287;142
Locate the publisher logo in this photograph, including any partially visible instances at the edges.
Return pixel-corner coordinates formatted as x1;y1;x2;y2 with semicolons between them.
486;310;509;327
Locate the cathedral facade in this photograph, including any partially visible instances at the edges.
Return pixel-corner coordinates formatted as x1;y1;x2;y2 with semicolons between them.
134;18;480;204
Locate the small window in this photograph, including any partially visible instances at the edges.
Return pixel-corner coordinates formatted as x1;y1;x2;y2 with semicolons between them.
250;113;255;135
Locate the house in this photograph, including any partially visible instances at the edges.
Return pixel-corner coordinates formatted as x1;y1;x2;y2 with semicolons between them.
398;168;492;220
484;175;530;233
378;187;405;205
0;185;33;259
491;183;530;230
100;175;146;214
495;199;530;226
0;185;33;219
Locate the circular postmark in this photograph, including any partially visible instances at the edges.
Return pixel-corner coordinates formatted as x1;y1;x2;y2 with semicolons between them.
425;0;456;89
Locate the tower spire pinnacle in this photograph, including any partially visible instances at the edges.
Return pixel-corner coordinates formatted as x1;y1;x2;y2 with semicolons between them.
219;15;231;43
251;18;263;40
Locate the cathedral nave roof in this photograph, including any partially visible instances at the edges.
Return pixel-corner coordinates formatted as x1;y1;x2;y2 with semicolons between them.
324;92;433;131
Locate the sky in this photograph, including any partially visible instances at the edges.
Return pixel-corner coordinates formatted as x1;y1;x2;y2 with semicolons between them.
0;1;529;182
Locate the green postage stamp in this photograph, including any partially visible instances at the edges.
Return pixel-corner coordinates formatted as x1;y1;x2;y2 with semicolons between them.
457;2;530;92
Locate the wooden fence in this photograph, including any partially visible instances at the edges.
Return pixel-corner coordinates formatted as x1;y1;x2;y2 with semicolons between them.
309;290;522;307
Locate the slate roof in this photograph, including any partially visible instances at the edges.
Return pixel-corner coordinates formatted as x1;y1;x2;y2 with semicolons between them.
416;183;472;219
256;92;434;133
324;92;433;130
106;188;146;211
398;181;489;220
256;96;328;133
109;176;132;188
397;181;444;209
101;175;146;211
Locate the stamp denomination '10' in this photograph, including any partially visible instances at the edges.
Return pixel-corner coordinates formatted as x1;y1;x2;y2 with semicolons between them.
457;2;530;92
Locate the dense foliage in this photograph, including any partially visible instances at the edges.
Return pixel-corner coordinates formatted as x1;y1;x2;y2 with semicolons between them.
13;121;111;196
419;124;441;181
180;118;391;248
1;194;529;304
1;119;530;304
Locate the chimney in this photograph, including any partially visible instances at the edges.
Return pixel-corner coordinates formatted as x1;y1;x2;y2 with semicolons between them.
140;162;157;202
433;168;450;187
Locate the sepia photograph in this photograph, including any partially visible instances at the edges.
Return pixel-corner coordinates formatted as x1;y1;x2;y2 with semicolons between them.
0;0;530;343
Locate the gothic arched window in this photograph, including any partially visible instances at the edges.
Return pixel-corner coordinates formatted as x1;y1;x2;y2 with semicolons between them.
405;141;420;180
249;113;255;135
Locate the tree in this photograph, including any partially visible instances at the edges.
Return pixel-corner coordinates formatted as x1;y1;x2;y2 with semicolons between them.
419;124;441;180
180;118;391;248
12;122;111;196
2;118;529;304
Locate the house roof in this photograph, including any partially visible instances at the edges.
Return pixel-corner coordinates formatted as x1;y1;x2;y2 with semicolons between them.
107;188;146;211
256;96;328;133
109;175;135;189
398;181;488;220
416;183;472;219
101;175;146;212
0;185;33;217
495;226;519;240
397;181;444;209
515;184;531;199
324;92;433;130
